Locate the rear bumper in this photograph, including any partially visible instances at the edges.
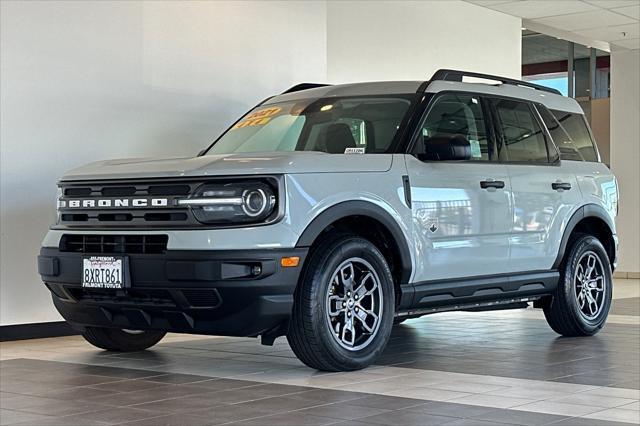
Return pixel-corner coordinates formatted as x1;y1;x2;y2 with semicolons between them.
38;247;307;337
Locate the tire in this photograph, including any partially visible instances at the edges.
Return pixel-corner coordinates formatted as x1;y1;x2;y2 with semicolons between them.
287;234;395;371
82;327;166;351
544;234;612;337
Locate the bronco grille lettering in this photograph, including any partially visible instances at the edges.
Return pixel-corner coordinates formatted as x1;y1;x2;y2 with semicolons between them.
59;198;170;208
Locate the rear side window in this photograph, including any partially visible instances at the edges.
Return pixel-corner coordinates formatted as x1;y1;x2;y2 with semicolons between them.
492;99;550;163
550;110;599;162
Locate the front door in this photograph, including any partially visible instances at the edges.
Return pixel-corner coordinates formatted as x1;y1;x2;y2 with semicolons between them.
406;92;513;283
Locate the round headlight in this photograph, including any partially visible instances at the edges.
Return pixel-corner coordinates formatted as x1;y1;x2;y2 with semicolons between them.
242;188;269;217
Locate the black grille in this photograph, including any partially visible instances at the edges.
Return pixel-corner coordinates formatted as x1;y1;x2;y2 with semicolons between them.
58;181;199;228
181;289;222;308
59;234;168;254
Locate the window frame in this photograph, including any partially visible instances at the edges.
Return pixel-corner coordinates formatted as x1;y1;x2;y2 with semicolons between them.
406;91;499;163
487;96;561;167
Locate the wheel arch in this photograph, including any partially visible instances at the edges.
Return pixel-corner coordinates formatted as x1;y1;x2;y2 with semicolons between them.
295;201;413;288
553;204;617;270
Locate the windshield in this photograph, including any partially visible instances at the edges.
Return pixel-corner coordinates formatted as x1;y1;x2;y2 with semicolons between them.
206;96;415;155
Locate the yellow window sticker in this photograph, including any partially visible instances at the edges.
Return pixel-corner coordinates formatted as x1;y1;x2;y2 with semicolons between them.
232;107;282;129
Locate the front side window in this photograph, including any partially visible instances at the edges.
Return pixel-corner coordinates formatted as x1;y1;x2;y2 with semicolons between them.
550;109;599;162
493;99;549;163
415;93;491;161
206;96;414;155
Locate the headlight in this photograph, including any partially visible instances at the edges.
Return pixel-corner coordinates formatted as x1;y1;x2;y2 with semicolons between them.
178;181;277;225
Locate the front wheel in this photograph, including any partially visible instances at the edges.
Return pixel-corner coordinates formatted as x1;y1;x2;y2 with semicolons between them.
544;234;612;336
81;327;166;351
287;234;395;371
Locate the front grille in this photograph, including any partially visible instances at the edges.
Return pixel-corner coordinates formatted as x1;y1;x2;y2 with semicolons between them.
59;234;168;254
58;180;200;228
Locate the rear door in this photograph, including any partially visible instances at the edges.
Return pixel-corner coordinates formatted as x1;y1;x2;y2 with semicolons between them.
489;98;581;271
405;92;513;282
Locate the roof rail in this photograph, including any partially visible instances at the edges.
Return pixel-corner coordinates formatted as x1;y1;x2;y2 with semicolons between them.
428;69;562;95
282;83;331;94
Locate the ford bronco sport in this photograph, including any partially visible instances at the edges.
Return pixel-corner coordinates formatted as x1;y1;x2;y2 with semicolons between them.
39;69;618;371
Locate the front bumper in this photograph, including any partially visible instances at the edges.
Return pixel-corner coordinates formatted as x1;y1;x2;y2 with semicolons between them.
38;247;307;338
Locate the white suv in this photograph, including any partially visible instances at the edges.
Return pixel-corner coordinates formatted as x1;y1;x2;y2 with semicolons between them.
38;69;618;371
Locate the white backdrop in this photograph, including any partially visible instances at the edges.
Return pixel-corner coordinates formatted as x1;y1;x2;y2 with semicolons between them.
0;0;521;326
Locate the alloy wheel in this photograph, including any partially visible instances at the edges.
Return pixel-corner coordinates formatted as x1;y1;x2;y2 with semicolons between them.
325;257;383;351
573;250;607;320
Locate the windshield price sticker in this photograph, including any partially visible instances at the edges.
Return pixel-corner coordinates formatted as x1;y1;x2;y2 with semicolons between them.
233;106;282;129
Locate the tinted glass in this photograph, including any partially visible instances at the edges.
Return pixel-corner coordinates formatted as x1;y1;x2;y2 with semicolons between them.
207;96;413;155
494;99;549;163
550;110;599;162
417;93;490;161
537;106;573;161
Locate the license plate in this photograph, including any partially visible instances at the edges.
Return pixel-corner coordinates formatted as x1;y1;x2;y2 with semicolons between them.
82;256;126;288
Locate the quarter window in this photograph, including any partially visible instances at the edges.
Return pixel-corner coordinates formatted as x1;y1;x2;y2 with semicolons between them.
416;94;491;161
550;110;599;162
493;99;549;163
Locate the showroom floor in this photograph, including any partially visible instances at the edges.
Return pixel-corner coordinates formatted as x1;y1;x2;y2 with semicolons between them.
1;279;638;426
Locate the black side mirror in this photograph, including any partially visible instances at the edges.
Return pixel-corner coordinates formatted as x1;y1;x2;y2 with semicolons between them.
418;134;471;161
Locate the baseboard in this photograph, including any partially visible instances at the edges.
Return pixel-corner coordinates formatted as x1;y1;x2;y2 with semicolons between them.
614;271;640;279
0;321;79;342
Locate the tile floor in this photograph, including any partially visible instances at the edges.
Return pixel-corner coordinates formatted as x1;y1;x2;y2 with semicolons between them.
1;279;638;425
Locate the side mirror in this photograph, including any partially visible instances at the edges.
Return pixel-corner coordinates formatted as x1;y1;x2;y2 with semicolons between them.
418;134;471;161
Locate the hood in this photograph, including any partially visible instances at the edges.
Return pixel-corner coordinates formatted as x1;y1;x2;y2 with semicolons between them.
60;151;393;181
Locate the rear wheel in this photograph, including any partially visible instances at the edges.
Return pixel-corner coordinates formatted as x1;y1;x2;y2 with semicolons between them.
287;234;395;371
544;234;612;336
82;327;166;351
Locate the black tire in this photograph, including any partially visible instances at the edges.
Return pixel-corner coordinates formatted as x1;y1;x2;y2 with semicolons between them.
287;234;395;371
82;327;166;351
544;234;612;337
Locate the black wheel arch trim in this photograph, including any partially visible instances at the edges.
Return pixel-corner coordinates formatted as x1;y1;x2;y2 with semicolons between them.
295;201;413;285
552;203;616;269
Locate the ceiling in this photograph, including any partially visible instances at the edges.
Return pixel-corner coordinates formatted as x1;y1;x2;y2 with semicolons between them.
466;0;640;50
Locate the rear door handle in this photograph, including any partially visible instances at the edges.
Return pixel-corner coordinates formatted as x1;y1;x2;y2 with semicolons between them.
552;181;572;191
480;180;505;189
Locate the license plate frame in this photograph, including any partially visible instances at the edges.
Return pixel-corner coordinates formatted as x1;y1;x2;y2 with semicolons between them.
82;256;130;289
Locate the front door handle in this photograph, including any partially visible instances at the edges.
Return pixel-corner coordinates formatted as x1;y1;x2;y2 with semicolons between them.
480;180;505;189
552;181;572;191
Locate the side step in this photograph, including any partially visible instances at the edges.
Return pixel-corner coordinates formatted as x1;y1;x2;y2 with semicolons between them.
462;301;529;312
396;296;541;320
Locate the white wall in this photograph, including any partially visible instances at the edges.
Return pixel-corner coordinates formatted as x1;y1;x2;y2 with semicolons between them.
0;1;521;326
610;49;640;274
0;0;327;326
327;0;522;82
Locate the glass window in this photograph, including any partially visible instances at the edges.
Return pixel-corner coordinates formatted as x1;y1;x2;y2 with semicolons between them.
206;96;414;155
536;106;579;162
416;93;491;161
493;99;549;163
550;110;599;162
